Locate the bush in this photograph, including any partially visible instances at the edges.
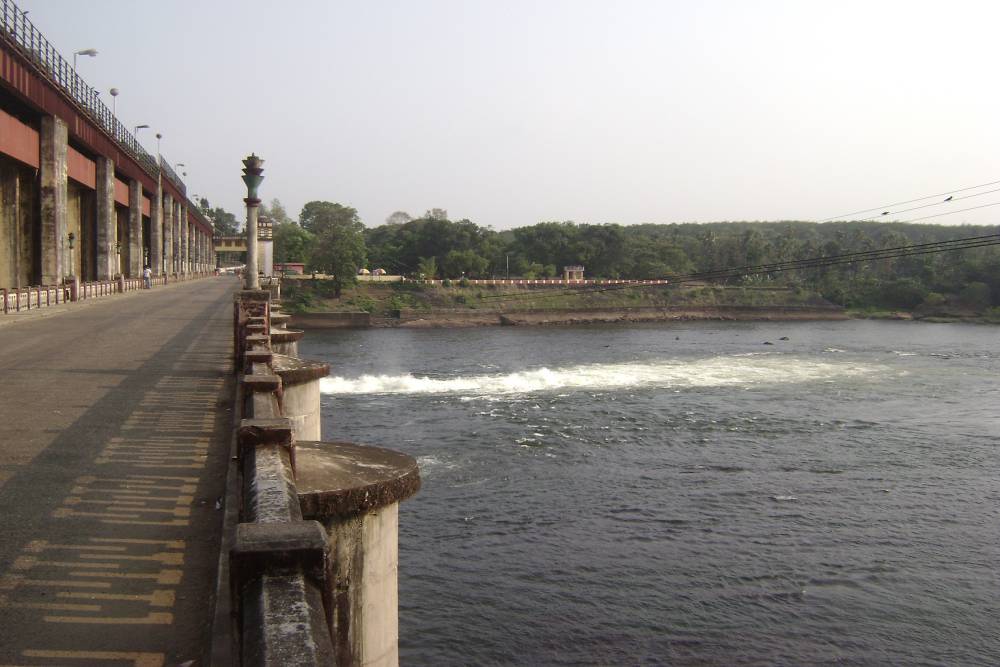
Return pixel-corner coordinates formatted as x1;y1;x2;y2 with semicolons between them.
346;294;376;313
386;294;413;312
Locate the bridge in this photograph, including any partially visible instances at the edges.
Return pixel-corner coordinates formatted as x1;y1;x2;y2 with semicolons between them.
1;3;420;665
0;0;214;296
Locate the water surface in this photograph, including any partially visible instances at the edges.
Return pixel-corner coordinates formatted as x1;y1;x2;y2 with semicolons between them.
302;320;1000;666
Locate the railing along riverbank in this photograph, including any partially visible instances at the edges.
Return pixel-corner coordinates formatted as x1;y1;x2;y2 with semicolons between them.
1;272;212;313
224;287;419;665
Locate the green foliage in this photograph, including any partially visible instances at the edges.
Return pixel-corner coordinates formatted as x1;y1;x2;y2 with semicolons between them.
273;222;314;264
386;294;413;312
417;256;438;280
358;214;1000;311
958;282;991;309
200;199;239;236
346;294;377;313
302;200;366;297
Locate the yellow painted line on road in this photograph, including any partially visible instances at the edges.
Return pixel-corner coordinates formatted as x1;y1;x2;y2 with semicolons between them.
0;595;101;612
88;537;184;549
53;508;142;520
99;517;189;527
79;552;183;566
22;649;165;666
58;589;175;607
104;494;195;507
64;497;147;507
71;569;182;585
44;611;173;625
16;557;120;570
129;474;199;483
0;575;111;590
25;540;127;553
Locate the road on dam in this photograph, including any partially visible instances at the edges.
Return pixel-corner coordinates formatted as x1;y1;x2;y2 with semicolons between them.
0;278;238;666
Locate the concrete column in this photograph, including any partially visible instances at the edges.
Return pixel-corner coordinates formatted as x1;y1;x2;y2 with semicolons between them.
273;356;329;441
95;157;115;279
128;180;142;277
151;182;163;276
181;207;189;274
162;193;173;276
174;200;182;274
39;116;68;284
297;442;420;667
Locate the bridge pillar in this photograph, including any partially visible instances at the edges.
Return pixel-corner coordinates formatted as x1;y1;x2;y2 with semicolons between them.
173;200;181;275
39;115;68;284
175;200;182;274
182;206;189;274
128;180;142;277
151;182;163;276
95;157;115;279
163;193;173;277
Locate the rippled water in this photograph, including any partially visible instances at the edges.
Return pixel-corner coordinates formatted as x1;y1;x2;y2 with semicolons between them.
302;320;1000;666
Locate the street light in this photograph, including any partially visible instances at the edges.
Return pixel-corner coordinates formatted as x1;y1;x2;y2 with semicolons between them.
67;232;76;279
109;88;119;115
134;124;149;135
241;153;264;290
73;48;97;69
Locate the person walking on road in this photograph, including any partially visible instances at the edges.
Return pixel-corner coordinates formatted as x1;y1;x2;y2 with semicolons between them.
143;266;152;289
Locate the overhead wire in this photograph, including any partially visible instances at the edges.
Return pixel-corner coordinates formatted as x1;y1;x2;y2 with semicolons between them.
818;178;1000;222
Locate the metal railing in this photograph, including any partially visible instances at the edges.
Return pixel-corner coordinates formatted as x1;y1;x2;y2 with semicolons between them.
0;0;184;194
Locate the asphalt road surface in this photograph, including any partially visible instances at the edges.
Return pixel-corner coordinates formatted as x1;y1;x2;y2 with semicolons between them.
0;277;238;666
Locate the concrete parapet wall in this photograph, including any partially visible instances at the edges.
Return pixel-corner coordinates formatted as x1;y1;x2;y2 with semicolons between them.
227;289;419;666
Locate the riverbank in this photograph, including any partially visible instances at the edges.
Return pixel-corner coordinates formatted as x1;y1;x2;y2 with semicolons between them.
283;281;849;329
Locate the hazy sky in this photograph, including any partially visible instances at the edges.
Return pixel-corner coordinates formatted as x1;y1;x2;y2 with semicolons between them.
18;0;1000;229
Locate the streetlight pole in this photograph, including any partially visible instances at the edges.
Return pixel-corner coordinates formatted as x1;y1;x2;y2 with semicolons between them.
72;48;97;70
109;88;118;115
241;154;264;290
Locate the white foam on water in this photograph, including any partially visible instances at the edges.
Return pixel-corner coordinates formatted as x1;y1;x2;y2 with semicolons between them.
320;356;883;397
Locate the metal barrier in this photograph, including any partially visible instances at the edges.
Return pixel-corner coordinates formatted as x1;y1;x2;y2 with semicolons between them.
1;273;210;314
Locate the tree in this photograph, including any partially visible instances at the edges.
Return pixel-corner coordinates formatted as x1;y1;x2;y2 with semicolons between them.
386;211;412;226
274;222;314;264
300;201;360;235
200;199;239;236
424;208;448;221
442;249;488;278
261;198;294;226
303;201;366;296
417;256;438;279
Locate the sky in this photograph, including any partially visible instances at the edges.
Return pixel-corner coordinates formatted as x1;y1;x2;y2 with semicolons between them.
17;0;1000;229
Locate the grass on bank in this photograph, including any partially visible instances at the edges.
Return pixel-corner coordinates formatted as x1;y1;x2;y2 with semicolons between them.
282;280;833;318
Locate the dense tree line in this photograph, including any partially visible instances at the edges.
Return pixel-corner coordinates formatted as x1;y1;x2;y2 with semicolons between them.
269;200;1000;310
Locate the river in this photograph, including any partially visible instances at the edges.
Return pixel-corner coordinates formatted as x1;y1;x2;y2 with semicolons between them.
301;320;999;666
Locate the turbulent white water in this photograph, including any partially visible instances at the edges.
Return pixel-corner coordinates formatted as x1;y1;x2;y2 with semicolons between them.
319;356;880;396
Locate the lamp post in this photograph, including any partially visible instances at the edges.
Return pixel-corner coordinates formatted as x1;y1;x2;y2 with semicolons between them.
134;123;149;135
67;232;76;278
73;48;97;70
241;154;264;290
109;88;119;115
